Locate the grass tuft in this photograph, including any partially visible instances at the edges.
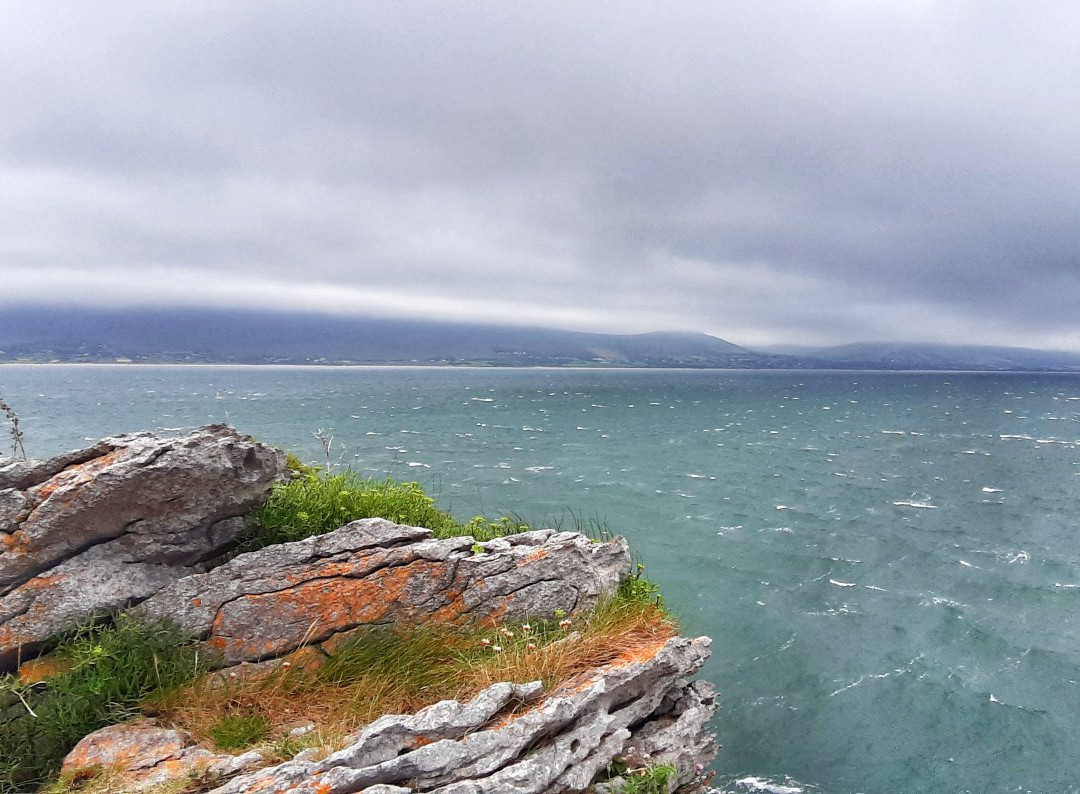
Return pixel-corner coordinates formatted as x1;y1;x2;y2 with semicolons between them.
209;712;271;750
0;616;207;793
247;470;531;551
595;762;678;794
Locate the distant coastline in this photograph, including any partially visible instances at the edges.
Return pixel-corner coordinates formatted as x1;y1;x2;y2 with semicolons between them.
3;361;1080;376
2;306;1079;373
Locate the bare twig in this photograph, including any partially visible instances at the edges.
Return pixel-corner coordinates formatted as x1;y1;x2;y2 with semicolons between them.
312;428;345;474
0;396;26;459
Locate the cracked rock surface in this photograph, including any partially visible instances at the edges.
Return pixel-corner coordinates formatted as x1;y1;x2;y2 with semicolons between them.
0;425;286;670
136;519;631;664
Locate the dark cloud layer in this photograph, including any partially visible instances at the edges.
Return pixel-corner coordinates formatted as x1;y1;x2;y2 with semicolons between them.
2;1;1078;349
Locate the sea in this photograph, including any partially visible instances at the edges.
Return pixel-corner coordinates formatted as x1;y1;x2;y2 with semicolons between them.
2;364;1079;794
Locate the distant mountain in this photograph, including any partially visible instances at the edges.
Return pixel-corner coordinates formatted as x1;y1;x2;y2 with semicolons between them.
1;306;1078;371
797;342;1080;372
0;306;785;368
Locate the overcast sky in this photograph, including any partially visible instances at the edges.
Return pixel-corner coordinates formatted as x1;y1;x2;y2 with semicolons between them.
1;2;1078;350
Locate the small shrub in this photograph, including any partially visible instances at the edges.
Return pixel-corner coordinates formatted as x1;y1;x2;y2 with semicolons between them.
284;452;316;477
460;513;532;542
618;763;678;794
618;563;666;612
209;712;271;750
593;761;677;794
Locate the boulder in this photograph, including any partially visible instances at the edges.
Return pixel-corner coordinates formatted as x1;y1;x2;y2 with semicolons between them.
136;519;632;665
61;721;266;792
0;425;286;670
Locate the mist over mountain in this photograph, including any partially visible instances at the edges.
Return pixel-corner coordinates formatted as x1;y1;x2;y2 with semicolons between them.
798;342;1080;372
1;306;1078;372
0;306;777;368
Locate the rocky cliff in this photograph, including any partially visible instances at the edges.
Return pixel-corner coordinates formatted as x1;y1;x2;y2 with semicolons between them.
0;426;717;793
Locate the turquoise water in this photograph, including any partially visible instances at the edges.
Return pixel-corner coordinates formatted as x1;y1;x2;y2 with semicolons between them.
3;365;1080;794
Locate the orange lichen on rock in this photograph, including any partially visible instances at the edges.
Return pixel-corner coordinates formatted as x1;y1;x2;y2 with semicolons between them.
25;449;127;509
0;575;64;653
1;528;33;555
16;653;73;684
62;722;187;772
206;560;442;662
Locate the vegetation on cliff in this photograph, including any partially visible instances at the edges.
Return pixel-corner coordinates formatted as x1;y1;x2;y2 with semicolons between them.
150;570;672;757
0;618;206;791
248;468;531;551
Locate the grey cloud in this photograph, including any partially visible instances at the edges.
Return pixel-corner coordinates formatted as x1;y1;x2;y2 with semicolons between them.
1;1;1078;349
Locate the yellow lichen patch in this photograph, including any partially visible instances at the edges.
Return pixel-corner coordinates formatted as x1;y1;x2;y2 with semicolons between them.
27;449;128;507
16;653;74;684
0;575;65;653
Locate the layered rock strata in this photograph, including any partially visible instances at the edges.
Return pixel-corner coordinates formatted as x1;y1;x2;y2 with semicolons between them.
207;636;716;794
63;637;716;793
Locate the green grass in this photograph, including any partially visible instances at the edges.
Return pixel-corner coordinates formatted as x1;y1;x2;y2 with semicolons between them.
0;616;206;793
617;563;666;613
617;763;678;794
248;470;532;550
592;761;678;793
210;712;271;750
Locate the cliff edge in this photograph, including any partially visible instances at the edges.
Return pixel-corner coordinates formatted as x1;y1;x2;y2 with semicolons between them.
0;426;717;793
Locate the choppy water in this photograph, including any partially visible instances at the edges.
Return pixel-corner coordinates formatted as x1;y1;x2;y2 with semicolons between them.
3;365;1080;794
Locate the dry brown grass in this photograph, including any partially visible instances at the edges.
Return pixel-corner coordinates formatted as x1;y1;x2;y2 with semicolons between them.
147;594;676;754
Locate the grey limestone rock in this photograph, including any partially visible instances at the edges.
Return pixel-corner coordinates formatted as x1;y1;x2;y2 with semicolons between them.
136;519;632;665
0;425;286;671
205;635;717;794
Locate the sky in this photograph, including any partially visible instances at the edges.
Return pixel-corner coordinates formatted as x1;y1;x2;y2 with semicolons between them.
1;1;1078;351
